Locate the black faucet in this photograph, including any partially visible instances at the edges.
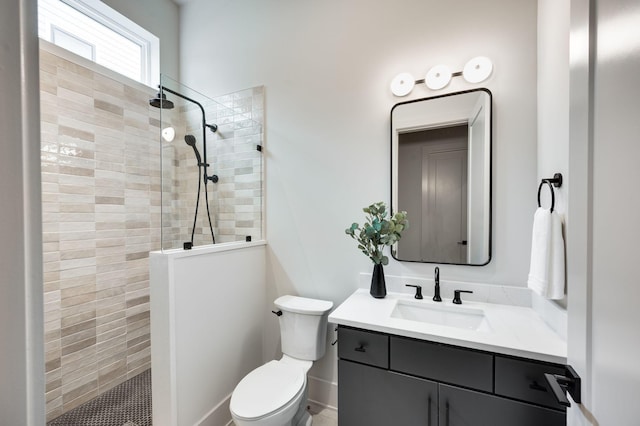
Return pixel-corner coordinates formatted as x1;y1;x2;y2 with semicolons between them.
433;267;442;302
452;290;473;304
405;284;423;299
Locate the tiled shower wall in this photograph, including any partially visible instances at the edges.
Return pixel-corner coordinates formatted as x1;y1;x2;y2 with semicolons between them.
40;44;160;421
205;89;264;244
161;86;264;249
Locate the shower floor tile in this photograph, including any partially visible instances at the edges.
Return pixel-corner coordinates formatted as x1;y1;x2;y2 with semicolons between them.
47;369;151;426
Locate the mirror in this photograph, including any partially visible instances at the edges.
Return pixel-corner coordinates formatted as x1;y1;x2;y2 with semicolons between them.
391;89;492;265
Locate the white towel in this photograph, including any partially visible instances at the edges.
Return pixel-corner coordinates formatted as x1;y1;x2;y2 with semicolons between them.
527;207;565;299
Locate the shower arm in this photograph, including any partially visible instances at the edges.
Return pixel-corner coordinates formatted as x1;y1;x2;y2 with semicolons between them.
160;86;218;184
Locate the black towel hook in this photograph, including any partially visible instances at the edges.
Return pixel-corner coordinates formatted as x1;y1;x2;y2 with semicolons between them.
537;173;563;213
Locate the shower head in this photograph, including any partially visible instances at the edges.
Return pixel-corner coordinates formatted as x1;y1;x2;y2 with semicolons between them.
184;134;202;165
149;92;175;109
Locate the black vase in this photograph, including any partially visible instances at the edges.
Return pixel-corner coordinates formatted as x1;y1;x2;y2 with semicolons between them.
370;263;387;298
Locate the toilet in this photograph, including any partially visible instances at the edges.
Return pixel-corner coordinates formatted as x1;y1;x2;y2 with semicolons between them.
230;295;333;426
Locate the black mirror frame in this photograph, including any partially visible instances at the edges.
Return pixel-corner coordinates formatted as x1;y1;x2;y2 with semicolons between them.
390;88;493;266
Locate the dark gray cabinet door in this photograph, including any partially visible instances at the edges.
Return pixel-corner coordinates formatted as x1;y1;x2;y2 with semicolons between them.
339;359;438;426
439;384;566;426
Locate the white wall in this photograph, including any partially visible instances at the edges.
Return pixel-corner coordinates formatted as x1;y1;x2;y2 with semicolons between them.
562;0;640;423
566;0;592;421
150;243;266;426
589;0;640;417
0;0;45;424
538;0;570;217
102;0;181;80
537;0;570;312
179;0;538;401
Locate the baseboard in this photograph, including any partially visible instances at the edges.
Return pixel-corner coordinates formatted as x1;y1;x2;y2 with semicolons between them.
196;393;232;426
307;375;338;411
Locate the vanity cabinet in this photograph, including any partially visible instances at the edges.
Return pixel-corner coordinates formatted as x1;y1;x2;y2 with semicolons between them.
337;326;566;426
338;360;438;426
439;383;564;426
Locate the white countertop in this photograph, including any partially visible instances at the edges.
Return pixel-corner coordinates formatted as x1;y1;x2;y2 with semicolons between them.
329;289;567;364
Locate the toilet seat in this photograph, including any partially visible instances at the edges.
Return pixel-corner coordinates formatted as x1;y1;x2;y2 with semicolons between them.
230;360;306;421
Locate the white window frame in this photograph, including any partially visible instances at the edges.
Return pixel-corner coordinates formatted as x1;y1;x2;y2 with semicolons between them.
40;0;160;88
51;24;96;61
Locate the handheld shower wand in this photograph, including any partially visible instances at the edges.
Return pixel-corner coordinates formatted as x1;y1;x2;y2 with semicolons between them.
184;134;203;165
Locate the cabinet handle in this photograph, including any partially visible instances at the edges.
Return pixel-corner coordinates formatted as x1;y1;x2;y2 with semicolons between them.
445;401;450;426
529;380;548;392
354;344;366;352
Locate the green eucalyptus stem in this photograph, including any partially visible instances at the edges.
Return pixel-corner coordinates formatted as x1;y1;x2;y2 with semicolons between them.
345;202;408;265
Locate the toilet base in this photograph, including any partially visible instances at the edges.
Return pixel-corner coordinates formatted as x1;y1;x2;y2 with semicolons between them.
290;387;312;426
294;410;312;426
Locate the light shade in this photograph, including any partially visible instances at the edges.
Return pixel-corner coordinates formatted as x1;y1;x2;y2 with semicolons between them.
463;56;493;84
425;64;452;90
162;126;176;142
390;72;415;96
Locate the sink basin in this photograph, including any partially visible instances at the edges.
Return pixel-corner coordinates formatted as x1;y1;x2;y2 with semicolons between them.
391;300;492;332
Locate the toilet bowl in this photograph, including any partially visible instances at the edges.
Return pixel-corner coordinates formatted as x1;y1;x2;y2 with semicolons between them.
230;296;333;426
230;358;310;426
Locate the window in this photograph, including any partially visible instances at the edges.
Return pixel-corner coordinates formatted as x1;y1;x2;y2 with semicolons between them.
38;0;160;88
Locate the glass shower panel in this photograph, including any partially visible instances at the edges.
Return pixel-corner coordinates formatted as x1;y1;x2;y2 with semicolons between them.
158;75;263;250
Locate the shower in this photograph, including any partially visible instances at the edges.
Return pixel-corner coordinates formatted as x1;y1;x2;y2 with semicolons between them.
150;86;219;248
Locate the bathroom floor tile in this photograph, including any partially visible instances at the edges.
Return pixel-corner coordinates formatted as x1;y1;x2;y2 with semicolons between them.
46;369;150;426
310;412;338;426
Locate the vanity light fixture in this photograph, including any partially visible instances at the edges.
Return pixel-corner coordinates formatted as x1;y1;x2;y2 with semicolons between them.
462;56;493;84
390;72;416;97
425;64;452;90
390;56;493;96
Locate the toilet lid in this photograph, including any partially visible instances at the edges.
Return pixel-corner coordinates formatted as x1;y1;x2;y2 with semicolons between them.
230;360;305;420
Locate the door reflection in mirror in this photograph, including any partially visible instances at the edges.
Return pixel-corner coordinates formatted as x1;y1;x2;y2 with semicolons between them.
391;89;491;265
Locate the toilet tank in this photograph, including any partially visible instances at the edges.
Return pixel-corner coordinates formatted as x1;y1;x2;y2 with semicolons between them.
274;295;333;361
